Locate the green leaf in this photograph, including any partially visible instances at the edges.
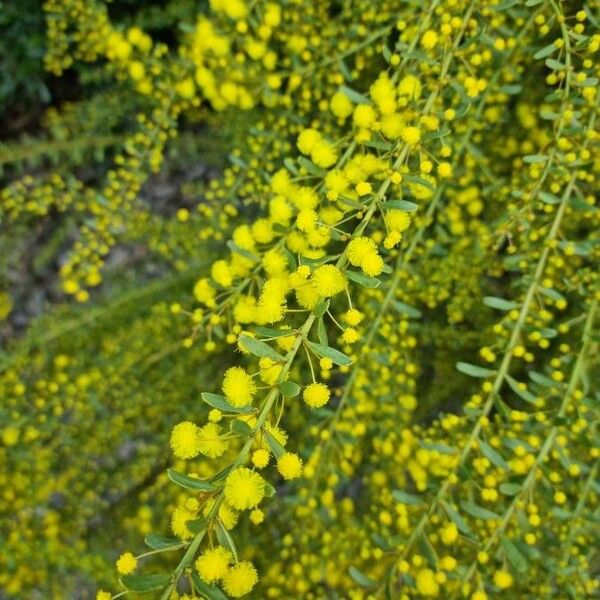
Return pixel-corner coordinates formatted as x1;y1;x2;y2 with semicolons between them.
484;296;518;311
417;533;439;568
312;298;330;318
502;538;528;572
539;191;561;205
230;419;252;437
238;335;285;361
192;573;229;600
317;316;328;346
456;362;495;378
306;340;352;366
404;174;435;191
506;375;537;404
478;439;509;471
460;500;500;520
345;269;381;289
279;380;300;397
523;154;547;164
216;520;239;563
144;534;185;551
121;574;171;593
254;326;296;339
442;502;473;536
348;566;375;588
298;156;325;176
186;517;208;534
283;157;298;176
494;0;518;9
391;300;422;319
392;490;422;505
340;85;370;104
529;370;555;387
533;43;556;60
228;154;247;169
264;428;286;458
384;199;418;212
167;469;216;492
226;240;258;262
545;58;564;71
499;482;521;496
498;84;522;95
201;392;254;414
538;286;565;302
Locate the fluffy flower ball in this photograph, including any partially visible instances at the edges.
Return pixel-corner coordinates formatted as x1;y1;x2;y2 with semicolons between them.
222;561;258;597
224;467;265;510
303;382;330;408
195;546;232;583
197;422;227;458
116;552;137;575
222;366;255;407
311;264;347;297
170;421;200;459
277;452;303;480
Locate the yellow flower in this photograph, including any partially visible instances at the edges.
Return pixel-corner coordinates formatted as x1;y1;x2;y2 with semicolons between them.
311;265;347;297
170;421;200;459
224;467;266;510
222;367;256;407
116;552;137;575
303;383;330;408
415;568;439;596
493;570;513;589
222;561;258;597
195;546;232;583
277;452;303;480
197;423;227;458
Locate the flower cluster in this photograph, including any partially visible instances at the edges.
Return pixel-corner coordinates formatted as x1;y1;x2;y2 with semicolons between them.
1;1;599;599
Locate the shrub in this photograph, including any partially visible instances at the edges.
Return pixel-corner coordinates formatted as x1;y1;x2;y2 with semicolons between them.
1;1;599;599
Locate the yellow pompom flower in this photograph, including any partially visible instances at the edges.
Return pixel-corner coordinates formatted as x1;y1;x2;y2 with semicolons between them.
96;592;111;600
303;382;330;408
330;90;353;119
398;74;422;99
355;181;372;196
2;426;20;447
344;308;363;325
277;452;303;479
440;522;458;545
224;467;265;510
222;561;258;597
347;237;377;265
311;140;338;168
250;508;264;524
353;104;377;129
297;128;321;155
195;546;232;583
401;126;421;145
252;448;270;468
415;568;439;596
170;421;200;459
311;265;347;297
171;506;196;539
421;30;439;50
387;210;411;232
116;552;137;575
197;423;227;458
493;570;513;589
360;252;384;277
194;278;216;308
222;367;255;407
